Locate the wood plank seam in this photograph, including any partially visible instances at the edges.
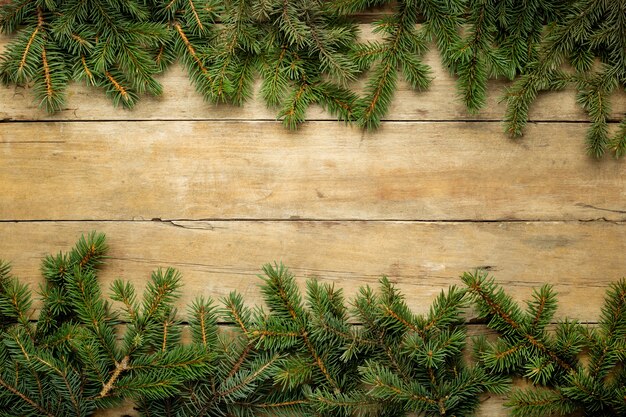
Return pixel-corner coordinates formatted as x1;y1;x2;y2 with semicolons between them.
1;118;625;124
1;219;624;224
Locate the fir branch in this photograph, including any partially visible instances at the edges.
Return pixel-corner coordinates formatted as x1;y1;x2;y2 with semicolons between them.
260;45;289;107
302;330;341;391
173;23;213;88
17;7;43;77
0;376;55;417
503;0;626;157
507;387;576;417
464;271;574;373
576;72;616;158
251;398;308;408
104;70;133;106
222;292;251;337
259;264;347;391
252;329;300;338
610;118;626;158
0;0;623;156
1;232;625;417
465;273;626;416
225;343;252;379
355;0;433;129
216;353;280;398
0;273;34;335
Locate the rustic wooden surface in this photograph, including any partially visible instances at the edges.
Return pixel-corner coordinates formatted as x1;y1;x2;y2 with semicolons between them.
2;121;626;222
1;27;625;416
1;220;624;320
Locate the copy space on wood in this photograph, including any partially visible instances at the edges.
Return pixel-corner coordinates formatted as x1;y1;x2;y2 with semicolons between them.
2;121;625;222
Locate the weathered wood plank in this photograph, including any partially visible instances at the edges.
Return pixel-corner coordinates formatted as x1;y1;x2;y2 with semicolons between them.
1;121;625;221
2;32;623;122
1;221;623;321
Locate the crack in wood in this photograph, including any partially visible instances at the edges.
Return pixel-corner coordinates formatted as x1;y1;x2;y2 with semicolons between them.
576;203;626;215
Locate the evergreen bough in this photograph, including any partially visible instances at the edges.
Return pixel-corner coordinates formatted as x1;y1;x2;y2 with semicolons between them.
0;232;211;416
463;270;626;417
503;0;626;158
1;0;625;156
313;276;509;416
0;0;167;110
0;232;624;416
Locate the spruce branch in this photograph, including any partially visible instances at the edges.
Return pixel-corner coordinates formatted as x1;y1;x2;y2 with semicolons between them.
1;233;625;416
98;355;130;399
354;1;433;129
0;0;169;111
576;71;617;158
257;263;345;391
464;272;626;416
463;271;575;376
610;117;626;158
0;375;55;417
503;0;626;157
0;0;624;155
1;232;218;416
449;0;570;114
451;0;500;113
347;278;508;416
257;0;361;127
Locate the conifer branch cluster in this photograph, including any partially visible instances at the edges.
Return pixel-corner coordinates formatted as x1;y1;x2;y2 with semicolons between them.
1;0;625;156
0;232;624;416
463;271;626;417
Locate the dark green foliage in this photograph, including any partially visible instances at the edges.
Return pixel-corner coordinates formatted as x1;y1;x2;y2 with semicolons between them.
0;0;167;111
463;270;626;417
1;233;625;416
1;0;625;155
137;263;362;417
254;1;360;128
151;0;221;104
448;0;570;113
0;232;210;416
335;0;440;129
313;277;509;416
253;263;365;414
220;264;510;417
135;286;288;416
504;0;626;158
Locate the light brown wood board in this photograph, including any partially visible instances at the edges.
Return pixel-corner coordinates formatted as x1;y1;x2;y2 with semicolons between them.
1;221;623;322
2;121;625;222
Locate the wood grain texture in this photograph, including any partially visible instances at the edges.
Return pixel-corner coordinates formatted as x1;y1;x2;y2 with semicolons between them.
1;33;624;122
2;121;625;222
1;221;623;321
